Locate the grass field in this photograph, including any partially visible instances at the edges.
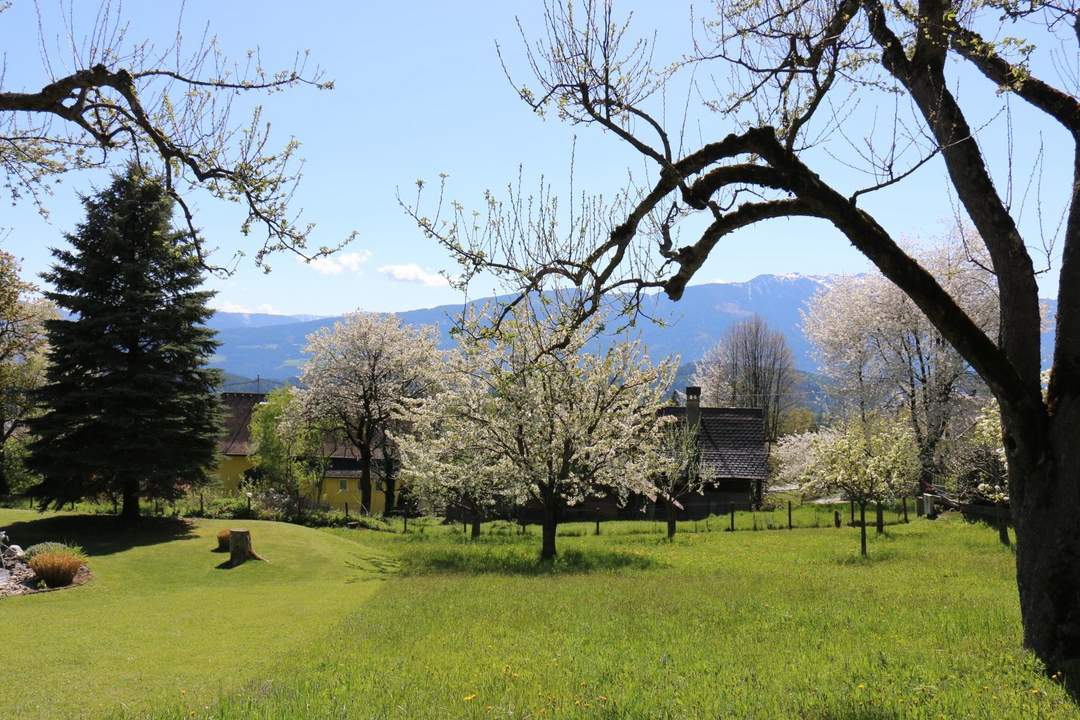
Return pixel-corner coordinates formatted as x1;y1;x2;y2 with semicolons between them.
1;509;1076;719
0;509;393;719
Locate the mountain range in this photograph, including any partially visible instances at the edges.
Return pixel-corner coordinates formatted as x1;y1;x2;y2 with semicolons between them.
207;273;1057;387
208;274;831;382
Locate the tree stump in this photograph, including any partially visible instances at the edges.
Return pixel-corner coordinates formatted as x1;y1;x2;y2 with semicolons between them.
228;528;263;567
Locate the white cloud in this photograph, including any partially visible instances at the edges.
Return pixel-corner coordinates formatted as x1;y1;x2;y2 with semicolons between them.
212;301;278;315
306;250;373;276
378;263;449;287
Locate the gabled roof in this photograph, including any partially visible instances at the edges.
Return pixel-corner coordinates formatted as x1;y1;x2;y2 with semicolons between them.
659;406;768;481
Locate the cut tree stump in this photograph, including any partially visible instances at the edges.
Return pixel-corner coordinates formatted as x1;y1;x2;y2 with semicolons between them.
227;528;265;567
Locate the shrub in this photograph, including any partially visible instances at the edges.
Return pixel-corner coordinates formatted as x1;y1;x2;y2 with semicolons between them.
24;541;84;561
29;550;85;588
216;529;231;551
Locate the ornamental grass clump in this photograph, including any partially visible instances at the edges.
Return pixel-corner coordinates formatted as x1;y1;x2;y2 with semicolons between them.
24;541;80;561
216;529;231;551
28;549;86;588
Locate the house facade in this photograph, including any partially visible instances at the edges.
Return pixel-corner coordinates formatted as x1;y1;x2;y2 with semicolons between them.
217;392;393;513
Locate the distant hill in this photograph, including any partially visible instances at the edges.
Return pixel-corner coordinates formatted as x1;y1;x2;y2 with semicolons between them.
207;312;326;331
205;273;1056;389
208;274;832;380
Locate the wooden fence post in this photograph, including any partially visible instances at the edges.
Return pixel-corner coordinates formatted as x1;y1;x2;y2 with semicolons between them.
834;510;841;528
345;502;349;519
787;501;793;530
729;503;735;532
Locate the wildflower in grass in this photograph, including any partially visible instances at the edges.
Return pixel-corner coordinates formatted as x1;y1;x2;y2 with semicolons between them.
464;693;478;701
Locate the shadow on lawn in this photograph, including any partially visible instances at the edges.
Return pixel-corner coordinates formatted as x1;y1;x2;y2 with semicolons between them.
2;513;195;556
400;545;660;576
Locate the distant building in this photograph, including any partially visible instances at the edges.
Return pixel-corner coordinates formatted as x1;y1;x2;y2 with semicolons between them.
657;386;769;515
514;386;768;524
217;392;393;513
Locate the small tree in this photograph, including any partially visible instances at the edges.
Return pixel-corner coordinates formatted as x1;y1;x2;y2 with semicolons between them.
248;387;340;514
27;168;221;522
651;415;704;540
797;419;919;556
295;313;440;514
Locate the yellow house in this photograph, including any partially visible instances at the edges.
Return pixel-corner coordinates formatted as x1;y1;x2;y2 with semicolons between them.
218;392;392;513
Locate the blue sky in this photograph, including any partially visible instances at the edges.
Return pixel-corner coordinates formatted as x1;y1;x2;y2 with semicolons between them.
2;1;1070;315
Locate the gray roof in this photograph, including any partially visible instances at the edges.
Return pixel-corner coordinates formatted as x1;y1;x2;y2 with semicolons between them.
659;406;768;481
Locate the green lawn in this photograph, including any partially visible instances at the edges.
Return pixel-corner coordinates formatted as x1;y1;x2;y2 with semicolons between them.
0;509;393;719
1;510;1075;719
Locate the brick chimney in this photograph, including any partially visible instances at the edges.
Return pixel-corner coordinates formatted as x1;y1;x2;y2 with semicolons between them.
685;385;701;430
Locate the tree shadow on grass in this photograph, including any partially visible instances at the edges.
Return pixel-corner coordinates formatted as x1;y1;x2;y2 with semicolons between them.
1;513;195;556
400;545;661;576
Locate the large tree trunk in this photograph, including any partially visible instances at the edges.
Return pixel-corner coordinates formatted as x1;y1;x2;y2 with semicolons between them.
358;443;372;514
120;479;140;524
541;501;558;560
471;516;481;539
1008;405;1080;689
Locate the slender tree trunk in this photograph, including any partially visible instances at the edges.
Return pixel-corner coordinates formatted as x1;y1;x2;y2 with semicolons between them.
0;443;9;496
358;443;372;514
383;475;396;516
859;502;867;557
471;515;481;539
120;479;140;524
998;510;1011;547
666;500;677;540
875;502;884;534
541;501;558;560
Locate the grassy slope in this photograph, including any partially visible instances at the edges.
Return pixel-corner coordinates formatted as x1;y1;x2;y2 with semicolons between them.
157;516;1076;720
0;510;393;719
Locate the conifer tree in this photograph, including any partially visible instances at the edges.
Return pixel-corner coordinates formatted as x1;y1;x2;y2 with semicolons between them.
28;167;222;522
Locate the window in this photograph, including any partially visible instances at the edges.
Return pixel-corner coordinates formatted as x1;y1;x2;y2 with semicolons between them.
339;478;348;492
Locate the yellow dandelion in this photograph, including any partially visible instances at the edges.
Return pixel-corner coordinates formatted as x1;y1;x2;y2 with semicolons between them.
464;693;478;702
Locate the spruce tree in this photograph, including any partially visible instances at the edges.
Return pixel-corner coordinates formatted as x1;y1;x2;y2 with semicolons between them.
28;167;222;522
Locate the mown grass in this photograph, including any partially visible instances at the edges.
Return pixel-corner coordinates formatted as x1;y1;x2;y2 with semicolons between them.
147;514;1070;719
3;508;1069;719
0;509;393;719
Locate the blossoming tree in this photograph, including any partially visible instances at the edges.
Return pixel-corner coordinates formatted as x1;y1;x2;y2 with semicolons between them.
295;313;441;514
794;419;919;556
400;304;676;559
803;241;999;491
